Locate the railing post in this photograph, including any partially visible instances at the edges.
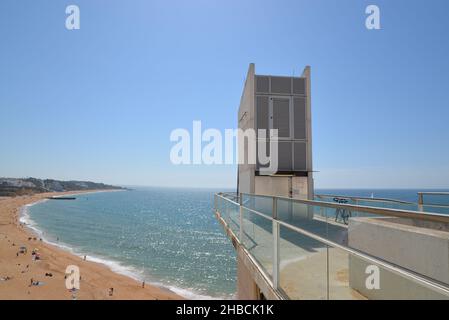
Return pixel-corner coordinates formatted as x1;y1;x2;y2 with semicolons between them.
272;197;280;290
273;221;280;290
239;193;243;241
418;193;424;212
272;197;278;220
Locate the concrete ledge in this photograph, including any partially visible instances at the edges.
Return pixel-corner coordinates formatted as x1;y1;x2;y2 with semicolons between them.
349;216;449;285
349;255;449;300
348;216;449;299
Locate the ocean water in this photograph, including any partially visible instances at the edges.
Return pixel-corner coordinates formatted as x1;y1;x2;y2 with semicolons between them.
21;187;449;299
22;188;237;299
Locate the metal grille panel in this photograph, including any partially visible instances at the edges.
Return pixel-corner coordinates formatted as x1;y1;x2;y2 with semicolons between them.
272;98;290;138
256;96;269;139
256;76;269;93
271;77;291;94
294;142;307;171
294;97;306;139
293;77;306;95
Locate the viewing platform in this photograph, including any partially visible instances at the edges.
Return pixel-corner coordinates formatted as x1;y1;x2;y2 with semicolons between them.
214;192;449;300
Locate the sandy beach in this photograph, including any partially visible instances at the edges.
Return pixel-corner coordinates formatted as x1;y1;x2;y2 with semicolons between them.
0;191;182;300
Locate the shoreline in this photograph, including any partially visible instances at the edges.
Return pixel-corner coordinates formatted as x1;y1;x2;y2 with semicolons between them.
0;190;183;300
21;191;218;300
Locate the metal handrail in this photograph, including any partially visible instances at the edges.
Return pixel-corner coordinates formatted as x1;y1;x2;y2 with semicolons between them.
241;192;449;224
315;194;415;205
217;193;240;206
214;192;449;299
418;192;449;196
418;192;449;208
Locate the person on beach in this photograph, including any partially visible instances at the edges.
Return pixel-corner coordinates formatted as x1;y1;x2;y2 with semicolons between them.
142;281;145;288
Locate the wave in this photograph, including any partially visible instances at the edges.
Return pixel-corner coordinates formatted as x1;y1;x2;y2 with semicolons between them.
19;200;226;300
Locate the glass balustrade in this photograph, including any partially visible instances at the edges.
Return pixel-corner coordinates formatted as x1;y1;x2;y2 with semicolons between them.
214;192;449;300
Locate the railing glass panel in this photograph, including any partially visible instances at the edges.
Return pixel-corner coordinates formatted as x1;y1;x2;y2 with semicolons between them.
422;205;449;215
242;194;272;218
420;193;449;207
419;192;449;214
327;247;364;300
215;195;240;236
221;196;230;225
277;199;331;242
279;224;327;299
241;208;273;278
227;200;240;236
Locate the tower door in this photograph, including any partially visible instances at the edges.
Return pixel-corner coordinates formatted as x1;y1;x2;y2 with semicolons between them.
269;96;292;139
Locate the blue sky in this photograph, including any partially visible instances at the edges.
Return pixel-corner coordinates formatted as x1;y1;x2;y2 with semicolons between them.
0;0;448;188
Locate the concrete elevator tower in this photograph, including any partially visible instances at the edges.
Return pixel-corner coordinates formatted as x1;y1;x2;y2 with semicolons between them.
237;63;313;200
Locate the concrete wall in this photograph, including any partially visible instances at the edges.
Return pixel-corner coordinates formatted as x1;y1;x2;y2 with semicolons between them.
238;64;256;194
349;255;448;300
254;176;309;199
292;176;309;199
255;176;290;197
348;217;449;299
302;66;314;199
237;254;259;300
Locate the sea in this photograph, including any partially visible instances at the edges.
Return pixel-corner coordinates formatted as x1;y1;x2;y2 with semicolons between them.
20;187;449;299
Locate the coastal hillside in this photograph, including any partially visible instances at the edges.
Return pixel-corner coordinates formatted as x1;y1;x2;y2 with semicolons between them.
0;178;123;196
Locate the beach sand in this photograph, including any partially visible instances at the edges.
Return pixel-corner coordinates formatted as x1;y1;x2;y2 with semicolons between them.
0;191;182;300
